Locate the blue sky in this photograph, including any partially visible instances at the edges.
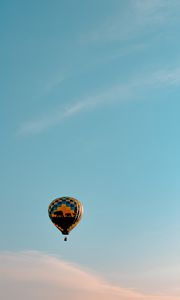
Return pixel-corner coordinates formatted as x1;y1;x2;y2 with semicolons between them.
1;1;180;299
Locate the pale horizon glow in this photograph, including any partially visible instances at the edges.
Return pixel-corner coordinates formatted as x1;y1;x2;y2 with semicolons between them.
1;251;179;300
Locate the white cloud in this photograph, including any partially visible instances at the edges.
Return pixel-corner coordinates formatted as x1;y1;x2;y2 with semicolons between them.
44;69;71;94
81;0;179;44
16;64;180;136
151;67;180;86
16;82;131;136
0;251;179;300
17;98;100;135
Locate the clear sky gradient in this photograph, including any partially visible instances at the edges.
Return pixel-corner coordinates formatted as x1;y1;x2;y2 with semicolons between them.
1;1;180;299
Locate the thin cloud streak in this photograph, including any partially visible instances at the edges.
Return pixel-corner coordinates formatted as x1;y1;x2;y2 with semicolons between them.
17;65;180;136
0;251;179;300
44;69;70;94
81;0;180;44
152;67;180;86
17;97;102;136
16;83;132;136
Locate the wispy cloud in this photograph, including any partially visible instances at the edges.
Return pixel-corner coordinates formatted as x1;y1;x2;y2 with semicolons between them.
151;67;180;86
16;82;132;136
0;251;179;300
44;70;70;94
16;64;180;136
81;0;180;44
17;97;102;136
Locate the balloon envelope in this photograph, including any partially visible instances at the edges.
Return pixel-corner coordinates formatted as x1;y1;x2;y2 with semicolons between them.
48;196;83;236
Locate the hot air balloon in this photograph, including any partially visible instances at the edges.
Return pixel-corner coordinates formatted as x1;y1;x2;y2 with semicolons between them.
48;196;83;241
